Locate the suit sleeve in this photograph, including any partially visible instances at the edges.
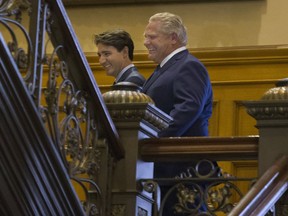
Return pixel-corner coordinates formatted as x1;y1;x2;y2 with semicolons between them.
158;60;211;137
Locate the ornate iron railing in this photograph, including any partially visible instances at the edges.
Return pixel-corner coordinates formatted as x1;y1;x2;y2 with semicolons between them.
138;136;259;215
1;0;124;215
140;164;254;216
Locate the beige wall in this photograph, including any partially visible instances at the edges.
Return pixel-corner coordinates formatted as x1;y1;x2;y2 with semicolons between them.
65;0;288;52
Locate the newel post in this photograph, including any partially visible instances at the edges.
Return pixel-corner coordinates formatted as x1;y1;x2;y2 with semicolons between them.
243;78;288;176
243;78;288;214
102;82;172;216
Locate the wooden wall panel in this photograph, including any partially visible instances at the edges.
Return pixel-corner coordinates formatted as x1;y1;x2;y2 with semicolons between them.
232;161;258;193
209;100;220;136
234;101;258;136
87;45;288;138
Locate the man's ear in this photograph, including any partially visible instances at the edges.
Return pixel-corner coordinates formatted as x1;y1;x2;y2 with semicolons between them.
122;46;129;57
171;32;178;44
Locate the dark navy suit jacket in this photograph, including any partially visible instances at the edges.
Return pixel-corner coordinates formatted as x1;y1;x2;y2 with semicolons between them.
142;49;213;137
143;51;215;215
116;66;146;87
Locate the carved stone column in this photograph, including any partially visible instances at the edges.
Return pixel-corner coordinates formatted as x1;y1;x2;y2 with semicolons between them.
244;78;288;215
102;83;172;216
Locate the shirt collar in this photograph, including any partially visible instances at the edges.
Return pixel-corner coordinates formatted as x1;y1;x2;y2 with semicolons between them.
160;46;187;68
115;64;134;82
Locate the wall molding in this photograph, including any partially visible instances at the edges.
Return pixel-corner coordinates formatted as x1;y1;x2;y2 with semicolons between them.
86;44;288;67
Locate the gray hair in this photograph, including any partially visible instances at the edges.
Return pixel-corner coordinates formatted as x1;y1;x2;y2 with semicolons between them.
149;12;187;46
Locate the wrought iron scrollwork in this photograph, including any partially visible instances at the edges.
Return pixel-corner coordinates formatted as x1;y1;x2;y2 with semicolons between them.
1;1;109;215
140;159;254;216
43;46;93;172
0;0;32;77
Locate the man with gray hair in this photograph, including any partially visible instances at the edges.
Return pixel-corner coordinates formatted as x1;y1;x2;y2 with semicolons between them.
143;12;213;137
142;12;216;214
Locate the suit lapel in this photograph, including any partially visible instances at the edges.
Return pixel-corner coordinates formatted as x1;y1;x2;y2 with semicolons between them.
117;67;133;83
142;65;161;91
142;50;187;93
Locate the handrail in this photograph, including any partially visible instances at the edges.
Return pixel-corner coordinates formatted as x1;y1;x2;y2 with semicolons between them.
139;136;259;162
228;155;288;216
1;0;125;214
0;33;86;216
46;0;124;159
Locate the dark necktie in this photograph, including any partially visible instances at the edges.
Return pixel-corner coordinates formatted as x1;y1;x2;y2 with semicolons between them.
150;65;160;81
142;65;160;92
153;65;160;75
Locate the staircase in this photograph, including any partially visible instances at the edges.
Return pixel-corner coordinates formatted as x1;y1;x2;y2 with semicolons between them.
1;1;288;215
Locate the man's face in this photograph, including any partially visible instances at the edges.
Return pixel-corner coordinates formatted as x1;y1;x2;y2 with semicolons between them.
144;21;175;64
97;43;126;77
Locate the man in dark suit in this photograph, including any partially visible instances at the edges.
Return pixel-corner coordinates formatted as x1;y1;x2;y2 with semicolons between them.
142;12;215;215
94;29;146;87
